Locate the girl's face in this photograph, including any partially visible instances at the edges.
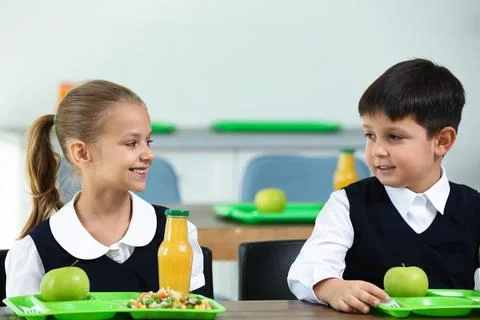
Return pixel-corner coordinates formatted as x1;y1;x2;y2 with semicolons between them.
362;112;443;193
86;103;153;193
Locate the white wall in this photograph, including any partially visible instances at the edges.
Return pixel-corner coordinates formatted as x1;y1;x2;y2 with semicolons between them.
1;0;479;188
0;132;24;249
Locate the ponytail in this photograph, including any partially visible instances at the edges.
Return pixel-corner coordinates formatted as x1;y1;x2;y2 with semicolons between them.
19;114;63;238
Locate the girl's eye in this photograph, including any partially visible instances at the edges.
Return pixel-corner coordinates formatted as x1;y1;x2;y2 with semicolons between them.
126;141;137;147
147;139;153;146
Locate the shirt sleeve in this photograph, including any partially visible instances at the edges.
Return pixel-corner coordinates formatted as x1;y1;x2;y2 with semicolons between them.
287;189;354;303
475;268;480;290
187;220;205;291
5;235;45;297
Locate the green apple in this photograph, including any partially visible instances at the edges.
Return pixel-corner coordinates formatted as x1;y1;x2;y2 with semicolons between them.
40;266;90;301
383;265;429;297
254;188;287;213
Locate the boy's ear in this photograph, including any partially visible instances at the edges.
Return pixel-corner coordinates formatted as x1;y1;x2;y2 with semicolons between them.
434;127;456;157
67;140;92;167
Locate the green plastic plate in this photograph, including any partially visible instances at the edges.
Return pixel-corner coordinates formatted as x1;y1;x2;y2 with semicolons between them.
375;290;480;318
210;120;341;133
3;292;225;320
151;122;176;133
427;289;480;298
213;202;323;224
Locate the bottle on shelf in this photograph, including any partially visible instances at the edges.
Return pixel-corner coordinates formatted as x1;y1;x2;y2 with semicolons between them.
333;148;359;190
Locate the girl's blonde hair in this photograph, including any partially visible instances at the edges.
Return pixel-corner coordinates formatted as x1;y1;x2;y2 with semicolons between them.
19;80;144;238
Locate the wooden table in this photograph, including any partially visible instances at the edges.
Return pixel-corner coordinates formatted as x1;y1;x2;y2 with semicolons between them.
0;300;477;319
171;204;314;260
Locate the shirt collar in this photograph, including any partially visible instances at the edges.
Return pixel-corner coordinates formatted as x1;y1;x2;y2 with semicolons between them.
384;167;450;219
50;191;157;260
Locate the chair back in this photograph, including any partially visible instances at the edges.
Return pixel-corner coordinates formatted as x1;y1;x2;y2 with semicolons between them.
136;158;181;204
0;249;7;305
193;247;214;299
241;155;370;202
238;240;305;300
58;158;181;204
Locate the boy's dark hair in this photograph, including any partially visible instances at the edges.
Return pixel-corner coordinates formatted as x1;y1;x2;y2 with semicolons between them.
358;58;465;136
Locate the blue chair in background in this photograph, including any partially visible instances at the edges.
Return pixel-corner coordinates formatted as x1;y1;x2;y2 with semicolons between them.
137;158;181;204
58;158;181;204
58;158;82;203
241;155;370;203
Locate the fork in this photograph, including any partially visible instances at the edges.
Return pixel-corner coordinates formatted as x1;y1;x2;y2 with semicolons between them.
21;305;45;314
381;299;401;308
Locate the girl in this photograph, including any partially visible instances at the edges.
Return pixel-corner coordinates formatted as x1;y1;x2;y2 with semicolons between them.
5;80;205;296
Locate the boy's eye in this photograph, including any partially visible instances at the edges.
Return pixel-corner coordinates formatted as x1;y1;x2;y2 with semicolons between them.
389;134;403;141
364;132;375;140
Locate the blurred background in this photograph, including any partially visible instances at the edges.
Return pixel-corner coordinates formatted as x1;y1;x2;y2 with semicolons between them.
0;0;479;299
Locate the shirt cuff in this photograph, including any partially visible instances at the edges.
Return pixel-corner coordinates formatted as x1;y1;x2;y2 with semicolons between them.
190;273;206;291
311;269;343;305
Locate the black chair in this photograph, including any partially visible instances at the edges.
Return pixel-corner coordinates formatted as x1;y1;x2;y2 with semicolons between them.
0;249;7;305
192;246;214;299
238;240;305;300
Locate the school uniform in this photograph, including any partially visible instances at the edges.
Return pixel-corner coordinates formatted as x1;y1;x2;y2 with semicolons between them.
287;169;480;303
5;192;205;297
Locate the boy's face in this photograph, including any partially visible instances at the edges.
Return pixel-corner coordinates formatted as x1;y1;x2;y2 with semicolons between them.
362;112;443;193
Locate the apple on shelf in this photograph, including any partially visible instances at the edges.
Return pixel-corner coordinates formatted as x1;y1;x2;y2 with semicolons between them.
254;188;287;213
383;264;429;297
40;266;90;302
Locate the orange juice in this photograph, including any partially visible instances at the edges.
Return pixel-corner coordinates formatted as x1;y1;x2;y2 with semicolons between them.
333;148;359;190
158;209;193;293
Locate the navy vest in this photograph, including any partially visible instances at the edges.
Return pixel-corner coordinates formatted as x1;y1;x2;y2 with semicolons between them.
343;177;480;289
30;205;167;292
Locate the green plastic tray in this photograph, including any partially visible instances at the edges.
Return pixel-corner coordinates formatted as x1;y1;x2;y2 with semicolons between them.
375;289;480;318
210;120;341;133
3;292;225;320
151;122;176;133
213;202;323;224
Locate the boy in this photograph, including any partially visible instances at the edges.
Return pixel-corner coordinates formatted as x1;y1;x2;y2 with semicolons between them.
287;58;480;313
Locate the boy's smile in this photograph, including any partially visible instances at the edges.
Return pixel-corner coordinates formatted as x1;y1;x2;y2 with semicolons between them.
362;112;444;193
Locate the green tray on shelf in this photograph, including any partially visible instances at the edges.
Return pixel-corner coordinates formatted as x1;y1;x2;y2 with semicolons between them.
151;122;176;133
3;292;225;320
375;289;480;318
213;202;323;224
210;120;341;133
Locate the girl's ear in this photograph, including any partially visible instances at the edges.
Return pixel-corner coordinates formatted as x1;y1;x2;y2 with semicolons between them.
434;127;456;157
68;140;92;168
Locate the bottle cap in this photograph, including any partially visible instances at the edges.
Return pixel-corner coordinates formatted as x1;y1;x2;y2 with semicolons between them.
165;209;189;217
340;148;355;153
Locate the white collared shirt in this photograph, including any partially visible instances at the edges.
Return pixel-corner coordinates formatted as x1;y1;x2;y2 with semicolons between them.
5;192;205;297
287;169;480;303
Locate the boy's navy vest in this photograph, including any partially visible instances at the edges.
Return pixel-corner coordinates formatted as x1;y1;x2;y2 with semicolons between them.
30;205;167;292
343;177;480;289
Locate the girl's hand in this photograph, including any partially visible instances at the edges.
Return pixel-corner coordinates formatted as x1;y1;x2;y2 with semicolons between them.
314;278;389;313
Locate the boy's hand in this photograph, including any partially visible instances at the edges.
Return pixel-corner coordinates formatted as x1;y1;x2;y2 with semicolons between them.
313;278;389;314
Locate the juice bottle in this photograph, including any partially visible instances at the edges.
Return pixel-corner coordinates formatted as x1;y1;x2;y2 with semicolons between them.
157;209;193;293
58;82;75;100
333;148;359;190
